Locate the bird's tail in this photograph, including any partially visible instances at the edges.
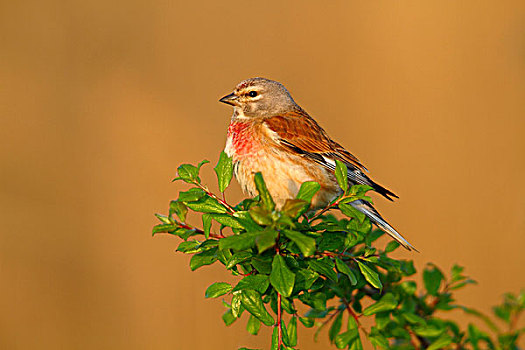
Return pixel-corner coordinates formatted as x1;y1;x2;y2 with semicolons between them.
349;200;418;252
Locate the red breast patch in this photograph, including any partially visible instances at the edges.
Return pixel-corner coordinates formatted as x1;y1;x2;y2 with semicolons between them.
228;122;257;156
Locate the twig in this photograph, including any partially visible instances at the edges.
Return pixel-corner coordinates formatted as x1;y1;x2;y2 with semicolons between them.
320;308;343;329
177;222;224;239
237;269;255;277
308;199;340;223
343;300;369;336
195;183;235;214
406;326;421;350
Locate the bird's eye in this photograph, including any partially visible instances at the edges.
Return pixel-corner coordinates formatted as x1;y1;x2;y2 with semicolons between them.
248;91;258;97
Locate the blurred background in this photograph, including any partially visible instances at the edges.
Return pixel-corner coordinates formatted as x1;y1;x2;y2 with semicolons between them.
1;0;524;349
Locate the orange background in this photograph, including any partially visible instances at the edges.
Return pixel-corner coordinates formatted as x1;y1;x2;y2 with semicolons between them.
1;1;524;349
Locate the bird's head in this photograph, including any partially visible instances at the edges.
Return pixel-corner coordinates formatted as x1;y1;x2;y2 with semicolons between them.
219;77;297;117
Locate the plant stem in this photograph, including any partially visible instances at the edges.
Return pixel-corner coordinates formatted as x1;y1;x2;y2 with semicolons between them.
406;327;421;350
196;183;235;214
308;199;339;223
177;222;224;239
343;300;369;336
277;292;283;350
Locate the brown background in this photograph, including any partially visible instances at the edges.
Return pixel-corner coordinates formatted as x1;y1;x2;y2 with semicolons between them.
1;1;524;349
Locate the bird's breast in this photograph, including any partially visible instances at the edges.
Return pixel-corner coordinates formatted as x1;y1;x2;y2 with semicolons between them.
225;120;262;158
223;120;340;209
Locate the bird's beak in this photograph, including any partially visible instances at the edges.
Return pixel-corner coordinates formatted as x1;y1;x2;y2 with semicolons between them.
219;92;239;106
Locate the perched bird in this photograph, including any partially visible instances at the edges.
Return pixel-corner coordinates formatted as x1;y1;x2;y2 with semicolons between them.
219;77;416;251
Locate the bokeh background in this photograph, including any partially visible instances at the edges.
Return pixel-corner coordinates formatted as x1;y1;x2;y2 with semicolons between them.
1;1;524;349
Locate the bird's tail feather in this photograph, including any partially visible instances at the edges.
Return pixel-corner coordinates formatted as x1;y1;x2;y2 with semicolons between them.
349;200;418;252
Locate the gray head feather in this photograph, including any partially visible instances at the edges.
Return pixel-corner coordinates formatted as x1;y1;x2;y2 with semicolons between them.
228;77;299;117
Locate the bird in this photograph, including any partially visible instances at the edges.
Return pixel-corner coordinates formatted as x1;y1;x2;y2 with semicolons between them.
219;77;416;251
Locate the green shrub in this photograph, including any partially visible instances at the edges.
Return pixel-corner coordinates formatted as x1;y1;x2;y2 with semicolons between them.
153;153;524;350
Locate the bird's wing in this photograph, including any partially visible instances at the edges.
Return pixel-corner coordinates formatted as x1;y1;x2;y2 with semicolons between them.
264;109;398;201
263;109;365;169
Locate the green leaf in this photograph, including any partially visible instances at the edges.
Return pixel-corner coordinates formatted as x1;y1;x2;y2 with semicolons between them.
375;313;391;330
202;214;212;239
251;256;273;274
155;213;171;224
270;255;296;297
294;269;319;291
467;323;491;348
402;312;426;325
400;281;417;295
427;333;453;350
423;264;444;296
152;223;176;235
186;196;228;214
197;159;210;169
271;326;278;350
255;228;278;253
222;309;236;326
214;151;233;192
240;290;275;326
299;317;315;328
308;257;338;282
246;314;261;335
365;229;383;246
171;228;195;240
335;329;359;349
282;199;309;218
176;240;201;253
335;160;349;193
413;324;446;337
233;274;270;294
329;311;344;343
368;332;389;349
493;305;511;323
318;232;346;251
253;172;275;211
300;292;327;311
384;241;400;253
281;319;291;346
211;213;244;229
226;251;253;269
190;248;218;270
451;264;465;282
249;206;273;225
339;202;367;223
288;316;298;347
335;258;357;285
233;211;263;232
349;184;374;199
349;335;363;350
231;292;243;318
205;282;232;298
174;163;200;183
280;296;296;314
356;260;382;290
178;188;206;202
169;200;188;222
363;293;398;315
296;181;321;202
219;231;260;251
449;278;476;291
283;230;316;257
346;215;372;235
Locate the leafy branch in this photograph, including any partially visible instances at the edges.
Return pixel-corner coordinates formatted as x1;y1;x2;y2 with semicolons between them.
153;153;524;349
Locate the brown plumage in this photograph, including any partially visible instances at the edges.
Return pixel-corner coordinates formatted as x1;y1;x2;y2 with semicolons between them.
219;77;416;251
